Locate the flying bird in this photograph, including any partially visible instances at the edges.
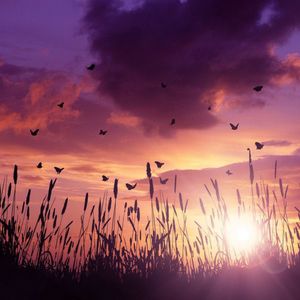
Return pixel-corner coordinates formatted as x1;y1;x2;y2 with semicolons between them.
102;175;109;182
161;82;167;88
54;167;64;174
126;183;137;190
208;106;212;111
30;129;39;136
99;130;108;135
170;118;176;126
155;161;164;168
86;63;95;71
253;85;263;92
159;177;169;185
57;102;64;108
37;162;43;169
226;170;233;176
230;123;239;130
255;142;264;150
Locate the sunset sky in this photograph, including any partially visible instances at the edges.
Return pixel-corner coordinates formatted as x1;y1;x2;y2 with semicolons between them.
1;0;300;210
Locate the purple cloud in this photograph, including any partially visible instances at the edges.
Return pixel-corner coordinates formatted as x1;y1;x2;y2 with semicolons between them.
83;0;300;133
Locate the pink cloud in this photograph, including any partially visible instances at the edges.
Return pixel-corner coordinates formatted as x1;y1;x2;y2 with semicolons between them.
107;111;141;127
272;53;300;85
0;61;94;133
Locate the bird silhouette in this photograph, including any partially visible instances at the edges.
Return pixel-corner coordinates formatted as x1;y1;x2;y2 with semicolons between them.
102;175;109;182
30;129;39;136
255;142;264;150
99;130;108;135
161;82;167;88
155;161;164;168
86;63;95;71
37;162;43;169
208;106;212;111
230;123;239;130
253;85;263;92
57;102;64;108
226;170;233;176
159;177;168;184
126;183;137;190
54;167;64;174
170;118;176;126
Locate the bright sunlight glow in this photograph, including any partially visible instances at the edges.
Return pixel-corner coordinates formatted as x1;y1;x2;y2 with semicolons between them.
225;218;258;253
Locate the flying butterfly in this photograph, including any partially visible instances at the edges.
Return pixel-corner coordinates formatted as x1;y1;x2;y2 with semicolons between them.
253;85;263;92
86;63;95;71
99;130;108;135
230;123;239;130
30;129;39;136
126;183;137;190
102;175;109;182
54;167;64;174
159;177;169;185
226;170;233;176
255;142;264;150
155;161;164;168
161;82;167;88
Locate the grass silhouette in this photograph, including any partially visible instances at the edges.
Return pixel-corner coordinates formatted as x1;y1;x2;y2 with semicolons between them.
0;156;300;299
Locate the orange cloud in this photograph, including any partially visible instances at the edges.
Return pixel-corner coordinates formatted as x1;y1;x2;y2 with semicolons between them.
0;66;95;133
272;53;300;86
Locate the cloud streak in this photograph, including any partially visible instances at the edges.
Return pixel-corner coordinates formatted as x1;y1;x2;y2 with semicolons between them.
263;140;292;147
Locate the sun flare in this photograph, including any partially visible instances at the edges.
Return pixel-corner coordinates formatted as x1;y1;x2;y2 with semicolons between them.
225;218;259;253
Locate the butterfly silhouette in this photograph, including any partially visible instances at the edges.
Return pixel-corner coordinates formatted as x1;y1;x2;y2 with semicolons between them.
37;162;43;169
161;82;167;88
54;167;64;174
155;161;164;168
30;129;39;136
99;130;108;135
230;123;239;130
86;64;95;71
253;85;263;92
255;142;264;150
126;183;137;190
226;170;233;176
102;175;109;182
159;177;169;184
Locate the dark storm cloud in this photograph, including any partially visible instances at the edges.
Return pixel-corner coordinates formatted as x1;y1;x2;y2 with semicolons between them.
83;0;300;132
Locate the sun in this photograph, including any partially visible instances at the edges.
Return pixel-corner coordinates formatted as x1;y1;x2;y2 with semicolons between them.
225;217;259;253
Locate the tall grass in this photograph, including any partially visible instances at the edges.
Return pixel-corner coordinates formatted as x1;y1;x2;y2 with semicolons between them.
0;158;299;283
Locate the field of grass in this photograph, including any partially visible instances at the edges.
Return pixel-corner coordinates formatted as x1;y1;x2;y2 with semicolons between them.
1;153;300;299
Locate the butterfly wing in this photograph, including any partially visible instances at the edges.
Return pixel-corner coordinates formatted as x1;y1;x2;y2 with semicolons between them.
155;161;164;168
255;142;263;149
